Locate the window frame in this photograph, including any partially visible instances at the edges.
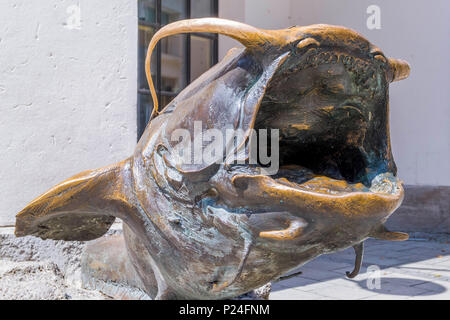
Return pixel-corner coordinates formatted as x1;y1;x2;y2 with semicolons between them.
137;0;219;139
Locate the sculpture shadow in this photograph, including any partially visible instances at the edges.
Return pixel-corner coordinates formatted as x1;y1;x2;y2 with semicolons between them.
354;277;446;296
272;238;449;298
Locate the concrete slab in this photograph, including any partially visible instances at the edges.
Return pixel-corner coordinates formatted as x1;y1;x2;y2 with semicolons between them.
270;238;450;300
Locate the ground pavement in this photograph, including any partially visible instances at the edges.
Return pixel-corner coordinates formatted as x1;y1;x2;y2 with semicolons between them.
270;237;449;300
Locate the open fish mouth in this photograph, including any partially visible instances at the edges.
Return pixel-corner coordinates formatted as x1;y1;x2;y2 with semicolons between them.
225;51;407;226
230;167;404;222
215;97;407;245
266;151;404;208
273;157;402;198
227;124;404;222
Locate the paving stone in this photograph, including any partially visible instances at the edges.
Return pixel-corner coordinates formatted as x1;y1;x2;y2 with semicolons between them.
355;280;429;297
309;284;379;300
411;280;450;293
320;261;352;271
361;294;420;300
381;271;428;281
360;256;403;267
297;268;344;281
272;276;318;290
297;278;352;292
269;238;450;300
330;265;394;278
269;288;327;300
407;291;450;300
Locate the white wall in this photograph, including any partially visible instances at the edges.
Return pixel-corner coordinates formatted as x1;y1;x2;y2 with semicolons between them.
219;0;450;186
218;0;245;60
0;0;137;226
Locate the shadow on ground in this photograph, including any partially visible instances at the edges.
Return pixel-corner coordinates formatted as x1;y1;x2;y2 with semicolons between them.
271;236;449;299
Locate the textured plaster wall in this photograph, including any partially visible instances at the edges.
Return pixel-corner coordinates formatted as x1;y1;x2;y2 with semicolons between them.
0;1;137;226
219;0;450;187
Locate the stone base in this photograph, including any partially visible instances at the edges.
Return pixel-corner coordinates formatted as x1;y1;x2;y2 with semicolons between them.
386;185;450;234
0;223;124;300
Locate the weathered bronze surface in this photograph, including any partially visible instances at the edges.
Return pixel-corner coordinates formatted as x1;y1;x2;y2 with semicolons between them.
16;18;410;299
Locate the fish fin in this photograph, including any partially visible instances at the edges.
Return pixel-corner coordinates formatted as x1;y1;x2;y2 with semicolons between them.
259;218;307;240
15;159;134;241
369;224;409;241
346;242;364;278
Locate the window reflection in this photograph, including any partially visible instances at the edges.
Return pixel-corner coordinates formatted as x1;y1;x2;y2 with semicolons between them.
161;34;186;94
190;35;213;82
138;0;156;23
161;0;186;24
137;0;218;140
191;0;212;19
161;0;186;100
137;93;153;138
138;25;156;90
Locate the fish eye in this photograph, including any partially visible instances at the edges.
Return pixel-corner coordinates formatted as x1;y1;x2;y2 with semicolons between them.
295;38;320;51
373;53;388;65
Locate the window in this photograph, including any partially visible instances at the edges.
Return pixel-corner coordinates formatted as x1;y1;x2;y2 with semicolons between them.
138;0;219;139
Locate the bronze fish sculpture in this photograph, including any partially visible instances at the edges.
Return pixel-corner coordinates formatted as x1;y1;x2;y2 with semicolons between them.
15;18;410;299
